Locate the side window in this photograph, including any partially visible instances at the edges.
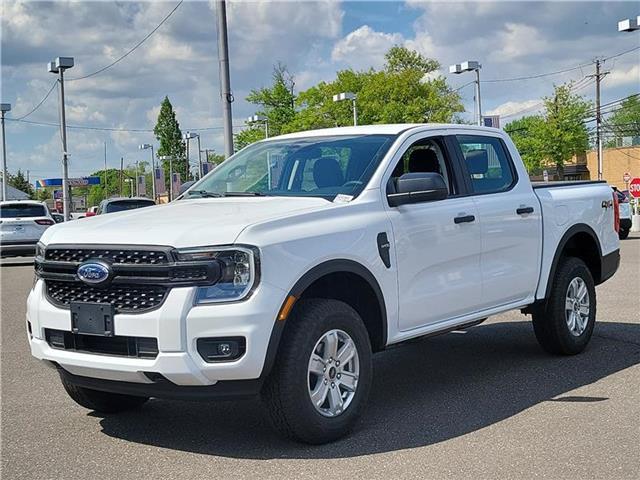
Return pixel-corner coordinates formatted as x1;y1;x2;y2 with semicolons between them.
456;135;515;194
388;137;457;195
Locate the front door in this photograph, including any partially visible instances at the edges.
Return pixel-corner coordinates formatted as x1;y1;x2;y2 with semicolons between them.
384;134;483;332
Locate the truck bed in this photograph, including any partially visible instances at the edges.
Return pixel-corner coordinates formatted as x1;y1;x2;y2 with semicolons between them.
531;180;607;189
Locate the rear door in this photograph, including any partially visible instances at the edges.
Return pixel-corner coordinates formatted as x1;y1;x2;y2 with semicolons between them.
452;134;541;308
383;132;483;331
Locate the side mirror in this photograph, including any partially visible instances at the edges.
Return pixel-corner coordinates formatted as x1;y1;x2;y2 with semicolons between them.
179;180;195;195
387;172;448;207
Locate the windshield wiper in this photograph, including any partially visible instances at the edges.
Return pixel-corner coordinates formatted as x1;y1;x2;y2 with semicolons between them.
223;191;267;197
187;190;224;198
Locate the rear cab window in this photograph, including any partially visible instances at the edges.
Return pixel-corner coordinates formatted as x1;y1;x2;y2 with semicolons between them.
455;135;516;194
1;204;46;218
105;200;155;213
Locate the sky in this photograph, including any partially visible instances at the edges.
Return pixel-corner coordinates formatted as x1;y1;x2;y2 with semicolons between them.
1;0;639;183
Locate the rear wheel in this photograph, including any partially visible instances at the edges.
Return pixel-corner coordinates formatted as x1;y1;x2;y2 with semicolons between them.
60;375;149;413
532;257;596;355
262;298;372;444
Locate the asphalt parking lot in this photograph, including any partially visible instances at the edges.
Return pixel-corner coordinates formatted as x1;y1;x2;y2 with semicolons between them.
1;236;639;480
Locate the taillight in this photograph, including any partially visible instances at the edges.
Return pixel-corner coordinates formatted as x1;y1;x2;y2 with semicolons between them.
85;211;96;217
35;219;54;226
612;191;620;233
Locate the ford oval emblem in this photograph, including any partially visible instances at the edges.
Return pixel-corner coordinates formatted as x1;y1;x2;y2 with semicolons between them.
77;261;111;285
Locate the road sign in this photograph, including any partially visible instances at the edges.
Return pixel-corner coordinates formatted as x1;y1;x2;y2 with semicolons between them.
629;178;640;198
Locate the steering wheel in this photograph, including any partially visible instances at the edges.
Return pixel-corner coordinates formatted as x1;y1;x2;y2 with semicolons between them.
342;180;363;189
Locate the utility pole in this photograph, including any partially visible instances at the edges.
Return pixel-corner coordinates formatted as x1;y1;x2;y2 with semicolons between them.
119;157;123;197
0;104;10;202
589;59;609;181
216;0;234;158
48;57;74;221
196;134;202;179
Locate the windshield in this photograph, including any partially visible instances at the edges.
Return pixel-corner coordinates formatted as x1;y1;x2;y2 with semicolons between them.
188;134;395;200
1;204;46;218
104;200;155;214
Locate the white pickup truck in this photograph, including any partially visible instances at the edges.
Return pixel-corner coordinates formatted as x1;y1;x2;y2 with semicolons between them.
28;124;620;443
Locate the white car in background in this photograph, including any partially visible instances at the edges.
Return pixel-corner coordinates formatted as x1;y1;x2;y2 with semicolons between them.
0;200;55;257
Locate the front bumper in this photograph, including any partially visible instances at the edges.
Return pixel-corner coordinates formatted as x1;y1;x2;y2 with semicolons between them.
27;278;288;389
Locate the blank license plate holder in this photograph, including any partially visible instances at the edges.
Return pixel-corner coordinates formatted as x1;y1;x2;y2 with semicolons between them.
70;302;115;336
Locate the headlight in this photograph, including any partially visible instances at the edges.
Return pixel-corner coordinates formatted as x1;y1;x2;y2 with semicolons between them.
35;241;45;259
175;246;259;304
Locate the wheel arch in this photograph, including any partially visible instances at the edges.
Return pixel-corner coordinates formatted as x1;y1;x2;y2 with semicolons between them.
543;223;603;300
260;259;388;380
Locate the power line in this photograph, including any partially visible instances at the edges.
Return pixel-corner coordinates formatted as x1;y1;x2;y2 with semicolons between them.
5;117;245;132
66;0;184;82
12;81;57;121
482;45;640;83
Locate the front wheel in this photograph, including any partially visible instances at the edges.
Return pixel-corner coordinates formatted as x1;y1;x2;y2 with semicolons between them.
532;257;596;355
262;299;373;444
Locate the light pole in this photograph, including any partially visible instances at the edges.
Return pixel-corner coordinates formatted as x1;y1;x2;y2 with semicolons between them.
124;178;133;198
139;144;156;200
248;114;269;138
183;132;201;179
618;15;640;32
450;61;482;126
0;103;10;201
332;92;357;126
48;56;74;221
159;155;174;201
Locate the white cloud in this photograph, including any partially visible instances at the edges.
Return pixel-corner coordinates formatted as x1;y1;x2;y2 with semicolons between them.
486;99;542;118
605;64;640;89
332;25;403;68
491;23;549;61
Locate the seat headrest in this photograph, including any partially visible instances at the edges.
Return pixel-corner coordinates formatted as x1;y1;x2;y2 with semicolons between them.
408;149;440;174
313;157;344;188
466;149;488;175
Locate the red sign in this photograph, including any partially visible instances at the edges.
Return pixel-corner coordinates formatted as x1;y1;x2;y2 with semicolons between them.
629;177;640;198
623;172;631;183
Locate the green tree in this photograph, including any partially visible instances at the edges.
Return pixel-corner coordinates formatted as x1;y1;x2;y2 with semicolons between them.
235;64;296;150
206;151;226;165
536;83;591;179
8;169;34;197
290;46;463;131
505;115;546;173
153;96;187;185
604;94;640;146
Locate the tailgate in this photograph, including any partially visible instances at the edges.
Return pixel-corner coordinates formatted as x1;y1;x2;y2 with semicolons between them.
0;218;47;241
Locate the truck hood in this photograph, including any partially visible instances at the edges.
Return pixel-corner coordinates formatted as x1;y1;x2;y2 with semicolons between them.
41;197;333;248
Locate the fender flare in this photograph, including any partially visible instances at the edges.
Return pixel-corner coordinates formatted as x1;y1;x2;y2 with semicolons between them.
543;223;602;299
260;259;388;380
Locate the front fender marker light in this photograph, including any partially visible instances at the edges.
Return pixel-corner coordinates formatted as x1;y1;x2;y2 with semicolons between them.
278;295;297;321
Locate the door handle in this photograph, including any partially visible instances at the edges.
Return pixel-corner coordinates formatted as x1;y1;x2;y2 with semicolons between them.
454;215;475;224
516;206;534;215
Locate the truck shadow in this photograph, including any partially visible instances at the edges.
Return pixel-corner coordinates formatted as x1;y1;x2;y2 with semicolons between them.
97;320;640;459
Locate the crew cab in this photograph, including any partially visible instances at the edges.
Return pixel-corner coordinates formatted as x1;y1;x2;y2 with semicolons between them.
27;124;620;443
1;200;54;257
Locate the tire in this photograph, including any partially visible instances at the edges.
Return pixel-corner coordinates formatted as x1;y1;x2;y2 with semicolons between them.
619;228;630;240
262;298;373;444
532;256;596;355
60;375;149;413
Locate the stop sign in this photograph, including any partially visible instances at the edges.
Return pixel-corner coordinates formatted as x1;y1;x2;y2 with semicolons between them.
629;177;640;198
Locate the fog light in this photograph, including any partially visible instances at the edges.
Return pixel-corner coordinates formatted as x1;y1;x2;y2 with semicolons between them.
197;337;246;363
46;330;66;349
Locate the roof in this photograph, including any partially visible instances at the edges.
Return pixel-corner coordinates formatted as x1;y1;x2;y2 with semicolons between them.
103;197;155;202
274;123;504;139
0;199;44;206
0;180;31;200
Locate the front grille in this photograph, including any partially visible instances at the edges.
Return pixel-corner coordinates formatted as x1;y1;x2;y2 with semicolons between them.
45;328;158;359
46;280;168;313
45;248;169;264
